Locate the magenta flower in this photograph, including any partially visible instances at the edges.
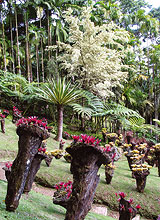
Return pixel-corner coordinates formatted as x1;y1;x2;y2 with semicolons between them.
72;135;80;142
128;198;134;204
136;204;141;209
118;192;126;198
5;162;12;169
128;207;133;213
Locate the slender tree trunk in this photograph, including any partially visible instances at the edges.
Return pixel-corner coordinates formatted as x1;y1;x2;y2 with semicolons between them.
36;44;39;83
2;19;7;72
41;38;44;82
25;11;31;82
56;105;63;141
10;17;15;74
15;6;21;74
40;18;44;82
47;9;51;60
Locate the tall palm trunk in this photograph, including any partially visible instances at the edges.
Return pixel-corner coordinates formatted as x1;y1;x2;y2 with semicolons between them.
47;9;51;60
15;6;21;74
40;17;44;82
36;44;39;83
25;10;31;82
10;17;15;74
25;9;31;83
57;105;63;141
2;19;7;72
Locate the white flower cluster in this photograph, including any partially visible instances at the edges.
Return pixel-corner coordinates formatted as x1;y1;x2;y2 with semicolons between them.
57;7;131;97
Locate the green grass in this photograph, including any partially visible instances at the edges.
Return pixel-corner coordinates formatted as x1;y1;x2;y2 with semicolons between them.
0;180;114;220
0;119;159;219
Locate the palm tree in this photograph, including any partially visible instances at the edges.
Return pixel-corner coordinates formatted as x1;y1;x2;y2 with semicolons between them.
39;77;82;141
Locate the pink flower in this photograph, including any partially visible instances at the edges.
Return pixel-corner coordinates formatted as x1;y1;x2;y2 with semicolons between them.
5;162;12;169
104;145;111;152
136;204;141;209
128;207;133;213
115;192;118;197
128;198;134;204
118;192;126;198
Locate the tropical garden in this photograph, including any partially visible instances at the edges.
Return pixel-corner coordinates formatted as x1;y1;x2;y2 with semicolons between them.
0;0;160;219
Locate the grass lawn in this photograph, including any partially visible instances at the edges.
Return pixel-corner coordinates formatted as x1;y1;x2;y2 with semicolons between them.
0;118;160;219
0;180;114;220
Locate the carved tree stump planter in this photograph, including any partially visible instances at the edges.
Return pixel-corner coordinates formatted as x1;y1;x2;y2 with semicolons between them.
134;170;150;193
105;166;114;184
65;143;111;220
5;124;49;211
119;198;137;220
23;152;47;193
1;119;5;133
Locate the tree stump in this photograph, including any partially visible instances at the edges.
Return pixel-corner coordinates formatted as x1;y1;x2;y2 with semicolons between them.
65;143;111;220
119;197;137;220
134;170;150;193
1;119;5;133
23;152;47;193
5;124;49;211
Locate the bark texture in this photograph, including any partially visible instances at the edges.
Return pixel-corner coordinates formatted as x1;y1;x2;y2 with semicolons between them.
134;171;149;193
1;119;5;133
23;152;47;193
105;166;114;184
65;143;111;220
5;124;49;211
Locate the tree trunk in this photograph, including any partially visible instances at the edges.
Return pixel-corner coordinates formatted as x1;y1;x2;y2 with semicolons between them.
25;11;31;82
10;16;15;74
2;19;7;72
5;125;49;211
15;6;21;74
56;105;63;141
36;44;39;83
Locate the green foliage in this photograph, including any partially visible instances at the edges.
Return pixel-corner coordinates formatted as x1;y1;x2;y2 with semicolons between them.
38;77;82;106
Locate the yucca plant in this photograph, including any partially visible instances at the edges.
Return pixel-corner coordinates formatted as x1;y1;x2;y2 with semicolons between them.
38;77;82;141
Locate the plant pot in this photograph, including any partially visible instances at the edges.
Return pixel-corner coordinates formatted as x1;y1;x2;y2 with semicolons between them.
65;142;111;220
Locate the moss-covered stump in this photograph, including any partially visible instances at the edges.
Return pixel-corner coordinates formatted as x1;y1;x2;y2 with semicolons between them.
5;124;49;211
134;170;150;193
65;143;111;220
1;119;5;133
119;197;137;220
23;152;47;193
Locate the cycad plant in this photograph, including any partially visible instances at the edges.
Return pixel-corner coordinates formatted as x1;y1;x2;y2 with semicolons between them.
39;77;81;141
